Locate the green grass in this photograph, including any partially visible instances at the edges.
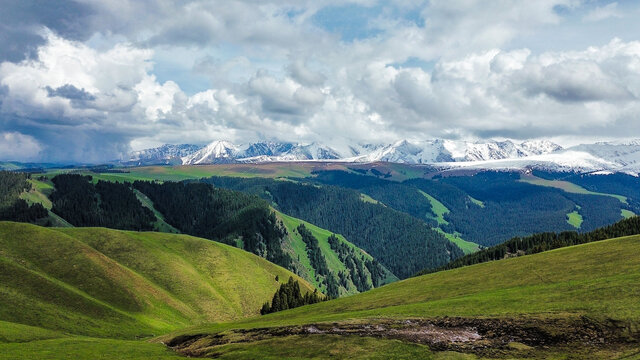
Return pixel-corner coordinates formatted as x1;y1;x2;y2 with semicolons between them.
133;190;180;233
419;190;450;225
37;164;319;183
566;210;583;228
468;196;484;208
360;193;380;204
519;174;628;204
0;222;314;339
277;211;397;295
0;337;184;360
419;191;480;254
194;334;445;359
0;321;64;343
435;228;480;254
622;209;636;219
171;234;640;336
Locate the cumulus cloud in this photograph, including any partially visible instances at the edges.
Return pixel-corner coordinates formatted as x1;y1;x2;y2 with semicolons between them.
0;132;42;161
1;0;640;162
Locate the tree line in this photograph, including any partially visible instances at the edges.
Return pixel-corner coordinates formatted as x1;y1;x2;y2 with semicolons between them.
0;171;48;223
328;233;385;291
201;176;463;279
297;224;340;298
132;180;293;270
50;174;155;230
418;215;640;275
260;277;325;315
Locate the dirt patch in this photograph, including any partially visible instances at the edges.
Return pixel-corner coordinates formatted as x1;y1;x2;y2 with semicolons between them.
166;316;639;358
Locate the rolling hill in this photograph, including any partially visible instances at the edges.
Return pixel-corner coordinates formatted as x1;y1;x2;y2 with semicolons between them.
0;222;314;339
161;233;640;359
6;173;398;298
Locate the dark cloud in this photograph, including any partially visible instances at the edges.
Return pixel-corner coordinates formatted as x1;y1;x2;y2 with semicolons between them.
46;84;96;101
0;0;94;61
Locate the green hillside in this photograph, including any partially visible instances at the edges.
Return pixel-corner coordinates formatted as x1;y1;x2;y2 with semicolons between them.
277;211;397;296
0;222;314;339
8;173;394;298
163;234;640;358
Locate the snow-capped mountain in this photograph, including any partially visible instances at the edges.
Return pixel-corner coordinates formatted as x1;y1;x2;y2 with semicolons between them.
181;141;240;164
180;141;342;164
568;141;640;170
125;144;203;165
346;139;562;164
124;138;640;175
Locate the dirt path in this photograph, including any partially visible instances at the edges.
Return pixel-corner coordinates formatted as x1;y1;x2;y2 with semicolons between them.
166;316;639;358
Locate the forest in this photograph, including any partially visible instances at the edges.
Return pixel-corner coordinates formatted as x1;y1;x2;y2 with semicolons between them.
0;171;48;222
306;170;627;247
201;176;463;279
132;180;293;270
50;174;155;230
419;215;640;275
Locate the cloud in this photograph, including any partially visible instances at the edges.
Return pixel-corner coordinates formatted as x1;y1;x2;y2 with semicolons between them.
583;2;622;22
0;132;42;161
1;0;640;162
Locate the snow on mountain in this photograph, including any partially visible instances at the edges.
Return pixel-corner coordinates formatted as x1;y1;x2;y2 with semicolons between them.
124;139;640;175
126;144;202;165
435;150;621;173
347;139;562;164
569;141;640;169
180;141;342;164
181;141;240;164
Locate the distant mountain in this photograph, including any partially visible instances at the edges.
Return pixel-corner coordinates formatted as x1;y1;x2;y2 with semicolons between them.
345;139;563;163
126;144;203;165
123;138;640;175
180;141;341;165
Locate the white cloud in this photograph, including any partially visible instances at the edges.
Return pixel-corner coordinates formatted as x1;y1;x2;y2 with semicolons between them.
583;2;622;22
0;132;42;161
1;1;640;162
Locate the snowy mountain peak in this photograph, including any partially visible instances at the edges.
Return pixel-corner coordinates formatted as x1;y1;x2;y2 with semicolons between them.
181;140;239;164
123;138;640;175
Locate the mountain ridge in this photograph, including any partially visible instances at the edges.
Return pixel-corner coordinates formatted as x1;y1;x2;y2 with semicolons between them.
124;138;640;175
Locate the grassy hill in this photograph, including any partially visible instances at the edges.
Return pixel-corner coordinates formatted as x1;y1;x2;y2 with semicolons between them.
0;222;314;339
10;173;396;298
161;234;640;358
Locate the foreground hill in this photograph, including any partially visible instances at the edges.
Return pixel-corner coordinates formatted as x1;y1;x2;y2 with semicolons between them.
0;222;314;339
162;234;640;358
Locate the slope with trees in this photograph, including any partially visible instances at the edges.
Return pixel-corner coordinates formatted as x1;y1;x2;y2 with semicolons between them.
201;176;463;279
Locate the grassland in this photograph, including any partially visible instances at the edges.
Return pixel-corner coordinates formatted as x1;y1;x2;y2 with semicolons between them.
169;234;640;335
434;228;480;255
0;222;313;339
3;224;639;358
419;190;449;225
467;196;484;208
566;210;584;228
622;209;637;219
519;173;628;204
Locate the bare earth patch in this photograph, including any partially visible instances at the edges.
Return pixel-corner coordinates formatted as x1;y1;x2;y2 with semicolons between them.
165;316;639;358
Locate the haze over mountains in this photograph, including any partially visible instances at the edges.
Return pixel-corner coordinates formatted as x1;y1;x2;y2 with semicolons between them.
125;139;640;175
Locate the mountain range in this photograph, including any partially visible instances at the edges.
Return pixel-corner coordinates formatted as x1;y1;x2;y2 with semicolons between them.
123;139;640;175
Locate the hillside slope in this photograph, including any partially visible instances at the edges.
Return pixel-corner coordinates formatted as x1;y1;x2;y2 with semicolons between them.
164;234;640;358
276;211;397;297
0;222;314;339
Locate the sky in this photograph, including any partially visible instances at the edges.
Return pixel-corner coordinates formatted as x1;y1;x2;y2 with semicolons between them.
1;0;640;163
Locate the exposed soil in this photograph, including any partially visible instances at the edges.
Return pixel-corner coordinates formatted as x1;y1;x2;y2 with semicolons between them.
165;316;640;358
